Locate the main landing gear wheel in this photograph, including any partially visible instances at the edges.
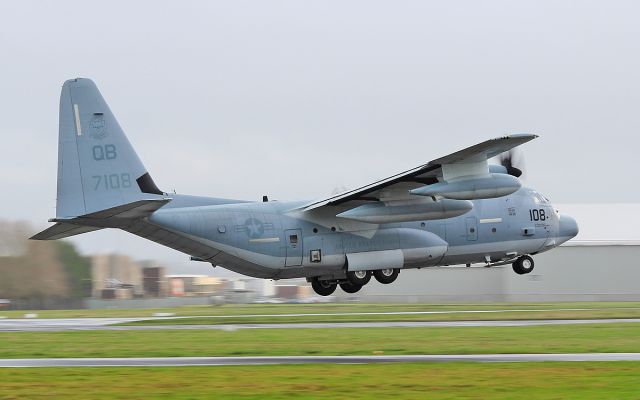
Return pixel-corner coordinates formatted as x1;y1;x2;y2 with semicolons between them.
373;268;400;284
311;279;337;296
512;255;535;275
339;282;363;294
346;270;372;286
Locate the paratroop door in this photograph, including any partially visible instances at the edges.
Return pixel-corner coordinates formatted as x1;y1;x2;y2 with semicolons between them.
285;229;303;266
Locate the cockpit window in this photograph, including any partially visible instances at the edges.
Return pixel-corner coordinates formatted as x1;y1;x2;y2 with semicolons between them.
529;190;549;204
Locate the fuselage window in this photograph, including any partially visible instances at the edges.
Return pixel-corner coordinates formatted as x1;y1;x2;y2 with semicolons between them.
289;234;298;244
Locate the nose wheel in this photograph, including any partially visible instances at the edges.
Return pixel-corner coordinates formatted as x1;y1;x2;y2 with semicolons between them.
512;255;534;275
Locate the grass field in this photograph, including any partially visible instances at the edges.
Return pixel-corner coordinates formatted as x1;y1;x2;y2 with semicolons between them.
2;302;640;323
1;362;640;399
1;323;639;358
2;305;639;399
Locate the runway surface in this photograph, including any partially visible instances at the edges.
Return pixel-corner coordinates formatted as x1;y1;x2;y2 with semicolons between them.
2;353;640;367
0;307;640;332
1;318;639;331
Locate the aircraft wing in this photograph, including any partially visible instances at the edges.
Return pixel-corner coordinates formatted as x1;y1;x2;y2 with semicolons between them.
297;134;537;212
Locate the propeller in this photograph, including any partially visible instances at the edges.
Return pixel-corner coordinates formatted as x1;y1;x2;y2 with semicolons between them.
498;149;524;178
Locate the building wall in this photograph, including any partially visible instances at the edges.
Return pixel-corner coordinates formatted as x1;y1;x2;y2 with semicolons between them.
333;244;640;302
142;267;168;298
504;245;640;301
91;254;143;298
140;261;169;298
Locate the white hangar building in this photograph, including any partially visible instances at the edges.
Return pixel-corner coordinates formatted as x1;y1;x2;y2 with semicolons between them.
334;204;640;302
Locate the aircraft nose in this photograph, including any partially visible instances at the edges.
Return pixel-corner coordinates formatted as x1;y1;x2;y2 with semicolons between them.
558;214;579;241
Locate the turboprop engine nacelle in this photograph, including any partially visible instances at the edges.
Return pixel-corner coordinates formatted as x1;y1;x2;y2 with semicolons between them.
336;198;473;224
409;173;521;200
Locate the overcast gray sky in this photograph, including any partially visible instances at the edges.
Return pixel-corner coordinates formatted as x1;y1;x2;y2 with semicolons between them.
1;1;638;273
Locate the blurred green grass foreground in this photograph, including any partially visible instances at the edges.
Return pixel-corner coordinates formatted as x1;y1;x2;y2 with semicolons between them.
2;301;640;398
1;362;639;400
1;323;640;358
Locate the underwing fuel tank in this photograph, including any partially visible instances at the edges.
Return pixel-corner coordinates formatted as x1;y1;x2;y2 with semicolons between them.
410;173;521;200
336;199;472;223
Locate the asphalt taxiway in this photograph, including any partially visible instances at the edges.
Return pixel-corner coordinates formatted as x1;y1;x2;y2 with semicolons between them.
1;317;639;332
1;353;640;367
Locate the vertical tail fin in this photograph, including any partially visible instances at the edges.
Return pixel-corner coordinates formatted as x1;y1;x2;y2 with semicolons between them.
56;78;164;218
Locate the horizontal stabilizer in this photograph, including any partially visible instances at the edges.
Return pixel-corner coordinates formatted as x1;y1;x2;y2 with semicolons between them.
30;199;171;241
75;199;171;220
30;223;102;240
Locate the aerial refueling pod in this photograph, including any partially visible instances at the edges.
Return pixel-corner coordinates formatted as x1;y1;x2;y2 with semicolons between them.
410;173;521;200
336;198;472;224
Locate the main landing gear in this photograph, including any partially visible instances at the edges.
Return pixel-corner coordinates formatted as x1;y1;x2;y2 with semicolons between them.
311;268;401;296
512;255;535;275
346;270;371;286
339;282;362;294
311;279;337;296
373;268;399;284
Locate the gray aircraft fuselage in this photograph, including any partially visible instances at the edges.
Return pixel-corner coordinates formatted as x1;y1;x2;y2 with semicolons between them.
146;187;578;281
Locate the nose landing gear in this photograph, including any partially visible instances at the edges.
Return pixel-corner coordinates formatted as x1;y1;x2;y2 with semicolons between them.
512;255;534;275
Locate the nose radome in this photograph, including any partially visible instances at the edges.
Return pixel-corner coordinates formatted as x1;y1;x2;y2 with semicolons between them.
558;214;579;241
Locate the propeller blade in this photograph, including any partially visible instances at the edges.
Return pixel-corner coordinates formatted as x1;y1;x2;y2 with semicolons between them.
499;150;524;178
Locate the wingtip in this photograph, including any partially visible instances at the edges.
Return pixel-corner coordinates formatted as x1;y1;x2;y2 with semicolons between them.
510;133;539;139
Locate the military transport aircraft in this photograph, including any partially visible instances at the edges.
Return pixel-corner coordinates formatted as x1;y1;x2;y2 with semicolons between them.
32;78;579;296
